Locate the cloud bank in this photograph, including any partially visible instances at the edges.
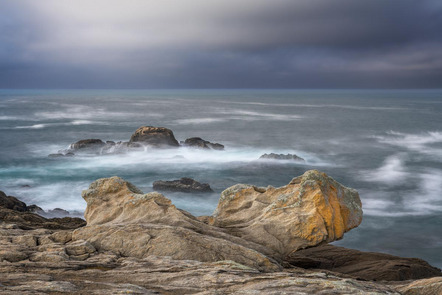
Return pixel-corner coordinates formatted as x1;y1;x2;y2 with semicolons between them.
1;0;441;88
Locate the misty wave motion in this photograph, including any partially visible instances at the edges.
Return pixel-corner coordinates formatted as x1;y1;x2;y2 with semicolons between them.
0;89;441;268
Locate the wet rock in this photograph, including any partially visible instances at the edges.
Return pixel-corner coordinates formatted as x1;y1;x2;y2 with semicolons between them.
182;137;224;150
69;139;106;150
0;206;85;230
152;177;214;193
0;191;28;212
210;170;363;256
259;153;305;161
129;126;179;147
48;152;75;158
288;244;442;281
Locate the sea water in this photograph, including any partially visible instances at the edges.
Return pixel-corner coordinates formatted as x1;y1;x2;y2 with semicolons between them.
0;89;441;268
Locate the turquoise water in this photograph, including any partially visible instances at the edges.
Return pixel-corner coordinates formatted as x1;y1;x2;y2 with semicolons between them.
0;89;441;268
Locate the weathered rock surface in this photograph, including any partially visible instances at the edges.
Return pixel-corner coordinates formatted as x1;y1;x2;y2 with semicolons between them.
288;244;441;281
394;276;442;295
129;126;179;147
260;153;305;161
183;137;225;150
153;177;214;193
76;176;279;272
209;170;362;257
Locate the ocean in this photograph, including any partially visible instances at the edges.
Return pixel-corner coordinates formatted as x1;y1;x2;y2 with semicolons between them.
0;89;441;268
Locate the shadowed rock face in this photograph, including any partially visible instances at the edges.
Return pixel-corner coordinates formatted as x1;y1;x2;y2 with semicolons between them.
0;191;27;212
210;170;362;256
129;126;179;147
153;177;214;193
288;244;441;281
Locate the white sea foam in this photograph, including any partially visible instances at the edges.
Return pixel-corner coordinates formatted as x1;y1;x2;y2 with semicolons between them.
215;109;303;121
173;118;226;125
373;131;442;158
361;154;409;184
219;101;406;110
14;120;99;129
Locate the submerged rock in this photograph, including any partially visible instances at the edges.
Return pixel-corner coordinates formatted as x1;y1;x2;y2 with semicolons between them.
70;139;106;150
129;126;179;147
153;177;214;193
182;137;224;150
259;153;305;162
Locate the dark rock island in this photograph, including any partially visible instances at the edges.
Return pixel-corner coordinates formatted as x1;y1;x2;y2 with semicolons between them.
153;177;214;193
260;153;305;162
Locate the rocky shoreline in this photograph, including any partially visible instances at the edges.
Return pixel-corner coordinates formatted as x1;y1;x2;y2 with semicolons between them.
1;170;441;294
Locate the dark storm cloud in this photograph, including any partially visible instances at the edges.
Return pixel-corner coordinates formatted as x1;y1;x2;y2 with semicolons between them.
0;0;441;88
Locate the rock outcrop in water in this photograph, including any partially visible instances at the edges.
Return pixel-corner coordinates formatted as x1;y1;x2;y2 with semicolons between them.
129;126;179;147
1;172;441;294
259;153;305;162
153;177;214;193
69;139;106;150
51;126;227;156
182;137;224;150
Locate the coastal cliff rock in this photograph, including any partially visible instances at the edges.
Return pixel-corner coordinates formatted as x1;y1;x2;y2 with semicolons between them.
183;137;225;150
209;170;362;256
129;126;179;147
153;177;214;193
0;179;441;294
73;171;361;270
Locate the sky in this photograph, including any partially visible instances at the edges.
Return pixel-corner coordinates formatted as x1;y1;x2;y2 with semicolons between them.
1;0;442;89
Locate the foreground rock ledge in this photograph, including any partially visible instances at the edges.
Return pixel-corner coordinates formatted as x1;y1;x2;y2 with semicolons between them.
1;170;441;294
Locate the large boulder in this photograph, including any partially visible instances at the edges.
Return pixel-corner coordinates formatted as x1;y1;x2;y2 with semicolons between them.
129;126;179;147
182;137;224;150
209;170;363;257
153;177;214;193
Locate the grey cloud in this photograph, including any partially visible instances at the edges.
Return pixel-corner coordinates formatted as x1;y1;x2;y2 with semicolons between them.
0;0;441;88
